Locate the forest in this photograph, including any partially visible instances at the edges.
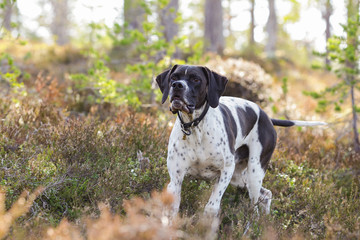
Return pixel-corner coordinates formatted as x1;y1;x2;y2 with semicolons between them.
0;0;359;239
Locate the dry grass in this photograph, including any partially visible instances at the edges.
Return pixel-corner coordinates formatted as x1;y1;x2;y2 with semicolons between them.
0;187;43;238
0;186;178;239
44;190;178;240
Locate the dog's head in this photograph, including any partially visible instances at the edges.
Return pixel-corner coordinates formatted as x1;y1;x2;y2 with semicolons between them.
156;65;228;114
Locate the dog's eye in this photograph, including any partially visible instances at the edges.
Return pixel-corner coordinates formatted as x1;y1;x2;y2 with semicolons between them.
193;78;200;83
170;75;177;81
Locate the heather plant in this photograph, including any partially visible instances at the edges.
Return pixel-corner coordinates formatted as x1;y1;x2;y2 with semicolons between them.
0;37;359;238
0;91;171;225
0;187;43;239
0;53;29;102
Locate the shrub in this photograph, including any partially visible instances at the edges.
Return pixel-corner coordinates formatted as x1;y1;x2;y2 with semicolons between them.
0;97;171;230
0;187;43;239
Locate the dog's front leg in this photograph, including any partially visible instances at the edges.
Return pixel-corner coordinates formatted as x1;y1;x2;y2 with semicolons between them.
166;159;186;219
204;161;235;231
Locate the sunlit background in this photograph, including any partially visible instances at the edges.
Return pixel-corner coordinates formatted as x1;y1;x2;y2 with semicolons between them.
15;0;345;51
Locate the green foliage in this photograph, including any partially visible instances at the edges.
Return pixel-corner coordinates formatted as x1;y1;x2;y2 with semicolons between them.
0;0;16;9
281;77;288;95
0;0;19;36
264;159;359;238
309;7;360;114
283;0;301;23
70;0;204;110
0;53;28;103
69;56;131;107
107;0;203;107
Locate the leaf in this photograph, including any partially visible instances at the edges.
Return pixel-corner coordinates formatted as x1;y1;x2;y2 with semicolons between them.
334;103;341;112
272;105;278;114
282;77;288;95
311;61;322;70
158;0;169;8
142;22;154;33
303;91;322;99
283;0;300;23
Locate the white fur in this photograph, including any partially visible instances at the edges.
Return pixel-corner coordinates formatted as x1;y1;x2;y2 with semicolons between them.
166;97;272;224
292;120;327;126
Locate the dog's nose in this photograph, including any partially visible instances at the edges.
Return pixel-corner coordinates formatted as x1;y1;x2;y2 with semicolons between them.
171;81;184;89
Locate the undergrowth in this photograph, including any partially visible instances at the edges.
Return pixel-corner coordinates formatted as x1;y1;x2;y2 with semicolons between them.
0;67;359;239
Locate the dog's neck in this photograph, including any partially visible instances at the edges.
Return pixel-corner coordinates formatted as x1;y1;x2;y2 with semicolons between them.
178;102;209;124
177;102;210;138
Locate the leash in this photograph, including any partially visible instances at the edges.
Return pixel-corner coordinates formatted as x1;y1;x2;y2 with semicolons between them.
176;102;210;137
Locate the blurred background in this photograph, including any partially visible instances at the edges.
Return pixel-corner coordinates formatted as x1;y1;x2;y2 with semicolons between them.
2;0;347;51
0;0;354;115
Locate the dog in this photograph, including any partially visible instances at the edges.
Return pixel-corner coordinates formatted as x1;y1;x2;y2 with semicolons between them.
156;64;326;225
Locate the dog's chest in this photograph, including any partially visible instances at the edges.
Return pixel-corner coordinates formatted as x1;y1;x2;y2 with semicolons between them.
169;123;226;179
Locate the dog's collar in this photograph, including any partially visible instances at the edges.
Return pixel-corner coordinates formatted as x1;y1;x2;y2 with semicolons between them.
177;102;210;136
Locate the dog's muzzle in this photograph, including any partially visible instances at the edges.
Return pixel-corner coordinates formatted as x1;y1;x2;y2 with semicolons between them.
169;81;195;114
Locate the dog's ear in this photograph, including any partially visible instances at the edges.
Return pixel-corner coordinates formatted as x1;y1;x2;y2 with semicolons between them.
156;65;178;104
202;66;228;108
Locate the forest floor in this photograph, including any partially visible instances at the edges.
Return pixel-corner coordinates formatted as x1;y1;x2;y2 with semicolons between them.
0;41;359;239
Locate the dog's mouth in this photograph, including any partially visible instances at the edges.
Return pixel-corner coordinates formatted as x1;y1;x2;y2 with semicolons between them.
170;96;195;114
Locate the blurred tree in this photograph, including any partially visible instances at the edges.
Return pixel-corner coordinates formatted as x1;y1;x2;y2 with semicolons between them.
88;0;204;108
204;0;224;55
160;0;179;42
224;0;236;51
159;0;180;58
111;0;146;62
50;0;70;45
283;0;300;23
249;0;255;47
124;0;145;31
265;0;277;58
3;0;12;31
321;0;333;66
345;0;360;152
1;0;20;36
311;0;333;65
308;0;360;152
273;0;302;64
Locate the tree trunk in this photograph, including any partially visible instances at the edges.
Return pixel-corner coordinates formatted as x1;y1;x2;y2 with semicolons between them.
50;0;70;45
346;0;360;152
321;0;333;66
204;0;224;55
350;85;360;152
159;0;180;59
249;0;255;47
3;0;12;31
265;0;277;58
124;0;145;31
109;0;146;67
160;0;179;42
224;0;235;47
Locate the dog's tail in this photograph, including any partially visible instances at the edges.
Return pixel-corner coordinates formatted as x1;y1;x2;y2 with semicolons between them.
271;119;327;127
